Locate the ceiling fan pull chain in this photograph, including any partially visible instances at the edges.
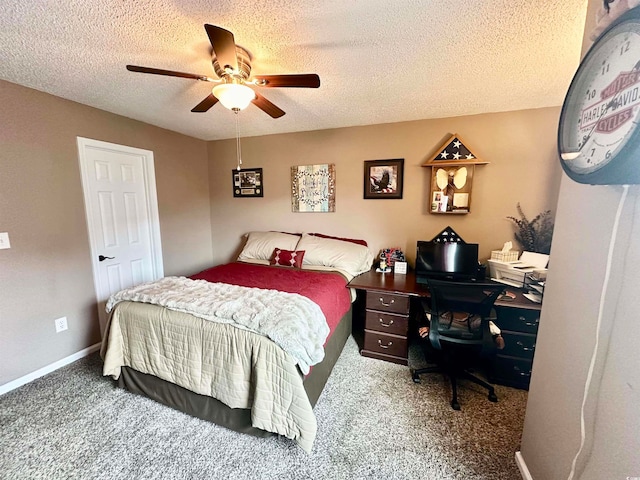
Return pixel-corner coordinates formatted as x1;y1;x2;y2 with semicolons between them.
235;110;243;171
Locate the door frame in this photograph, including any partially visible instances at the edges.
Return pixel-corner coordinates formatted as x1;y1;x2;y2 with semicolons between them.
77;137;164;332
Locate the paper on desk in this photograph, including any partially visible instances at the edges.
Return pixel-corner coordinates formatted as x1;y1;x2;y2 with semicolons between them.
523;292;543;303
519;251;549;269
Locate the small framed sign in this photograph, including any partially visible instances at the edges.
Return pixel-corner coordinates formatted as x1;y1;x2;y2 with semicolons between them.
232;168;263;198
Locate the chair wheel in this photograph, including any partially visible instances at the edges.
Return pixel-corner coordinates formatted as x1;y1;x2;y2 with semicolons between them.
410;369;421;383
488;392;498;402
451;400;461;410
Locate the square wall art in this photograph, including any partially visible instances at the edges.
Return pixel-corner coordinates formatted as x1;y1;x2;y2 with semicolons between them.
291;164;336;212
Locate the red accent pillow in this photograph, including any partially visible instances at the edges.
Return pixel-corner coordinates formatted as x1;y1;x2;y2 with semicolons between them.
270;248;306;268
310;233;368;247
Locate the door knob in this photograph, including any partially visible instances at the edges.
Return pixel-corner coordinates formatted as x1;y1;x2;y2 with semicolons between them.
98;255;115;262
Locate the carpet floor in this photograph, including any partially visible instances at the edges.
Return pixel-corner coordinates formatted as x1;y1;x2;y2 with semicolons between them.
0;336;527;479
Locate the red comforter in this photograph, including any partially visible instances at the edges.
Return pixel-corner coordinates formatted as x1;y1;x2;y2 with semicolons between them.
190;262;352;336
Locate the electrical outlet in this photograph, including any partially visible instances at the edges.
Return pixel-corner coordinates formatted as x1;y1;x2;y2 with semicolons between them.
0;232;10;250
55;316;68;333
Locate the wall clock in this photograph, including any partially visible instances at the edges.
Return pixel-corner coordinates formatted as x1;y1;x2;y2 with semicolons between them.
558;7;640;185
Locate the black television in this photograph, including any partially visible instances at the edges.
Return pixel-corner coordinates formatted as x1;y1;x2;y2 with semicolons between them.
415;241;479;283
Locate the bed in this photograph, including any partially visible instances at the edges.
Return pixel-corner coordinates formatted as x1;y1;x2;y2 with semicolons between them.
100;232;373;452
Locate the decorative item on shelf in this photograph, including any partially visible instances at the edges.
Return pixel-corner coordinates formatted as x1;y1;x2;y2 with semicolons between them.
291;164;336;212
232;167;263;197
363;159;404;199
507;203;554;255
422;134;489;214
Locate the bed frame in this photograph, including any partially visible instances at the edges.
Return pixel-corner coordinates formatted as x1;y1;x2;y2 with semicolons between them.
116;308;352;437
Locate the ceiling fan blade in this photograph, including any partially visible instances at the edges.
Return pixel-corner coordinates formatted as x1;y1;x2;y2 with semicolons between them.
253;74;320;88
191;94;219;113
204;24;238;72
126;65;214;82
252;92;285;118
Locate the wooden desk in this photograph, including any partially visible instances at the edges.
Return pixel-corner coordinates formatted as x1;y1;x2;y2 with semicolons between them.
347;270;542;389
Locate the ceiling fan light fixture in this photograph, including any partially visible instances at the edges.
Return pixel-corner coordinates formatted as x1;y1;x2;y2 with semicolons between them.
212;83;255;111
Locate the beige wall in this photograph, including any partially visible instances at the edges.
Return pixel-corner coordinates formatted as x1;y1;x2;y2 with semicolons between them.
208;107;562;266
0;80;213;385
520;1;640;478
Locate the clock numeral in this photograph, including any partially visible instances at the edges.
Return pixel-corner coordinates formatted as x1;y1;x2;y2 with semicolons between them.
606;150;612;159
586;89;597;100
620;41;630;55
602;62;610;75
591;148;596;157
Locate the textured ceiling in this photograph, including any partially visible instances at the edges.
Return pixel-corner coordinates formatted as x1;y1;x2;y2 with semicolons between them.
0;0;588;141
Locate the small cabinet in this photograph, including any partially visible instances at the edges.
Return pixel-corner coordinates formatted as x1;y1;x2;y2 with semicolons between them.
489;306;540;389
360;290;410;365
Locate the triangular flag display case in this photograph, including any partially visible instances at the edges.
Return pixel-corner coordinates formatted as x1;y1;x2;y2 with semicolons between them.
430;226;467;243
423;134;489;215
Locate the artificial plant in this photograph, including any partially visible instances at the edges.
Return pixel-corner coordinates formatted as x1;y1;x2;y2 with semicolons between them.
507;203;554;255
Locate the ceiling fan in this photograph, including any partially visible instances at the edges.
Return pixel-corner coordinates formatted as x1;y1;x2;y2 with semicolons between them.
126;24;320;118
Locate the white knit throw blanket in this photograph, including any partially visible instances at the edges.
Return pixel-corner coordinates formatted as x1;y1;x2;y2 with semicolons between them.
106;276;329;374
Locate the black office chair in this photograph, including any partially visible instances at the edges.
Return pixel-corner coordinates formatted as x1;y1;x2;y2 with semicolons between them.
410;278;505;410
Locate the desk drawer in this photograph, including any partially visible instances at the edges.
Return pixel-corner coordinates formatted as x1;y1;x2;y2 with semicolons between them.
501;331;536;360
490;355;532;389
495;307;540;334
363;329;408;358
365;291;410;315
364;311;409;336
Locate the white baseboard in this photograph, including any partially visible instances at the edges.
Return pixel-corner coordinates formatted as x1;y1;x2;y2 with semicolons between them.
515;451;534;480
0;342;101;396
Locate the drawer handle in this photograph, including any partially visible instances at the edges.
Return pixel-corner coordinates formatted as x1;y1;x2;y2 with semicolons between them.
378;339;393;349
524;321;539;327
379;318;394;327
516;341;535;352
513;365;532;377
379;297;395;307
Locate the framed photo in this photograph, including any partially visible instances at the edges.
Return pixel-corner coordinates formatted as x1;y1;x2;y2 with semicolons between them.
232;168;263;198
363;159;404;199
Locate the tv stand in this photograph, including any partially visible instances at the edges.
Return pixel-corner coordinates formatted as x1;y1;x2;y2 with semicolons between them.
347;270;541;389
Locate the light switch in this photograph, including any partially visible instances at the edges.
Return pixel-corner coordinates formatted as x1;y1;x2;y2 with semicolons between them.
0;232;11;249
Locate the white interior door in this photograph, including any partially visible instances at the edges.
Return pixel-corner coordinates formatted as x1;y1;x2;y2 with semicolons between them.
77;137;164;334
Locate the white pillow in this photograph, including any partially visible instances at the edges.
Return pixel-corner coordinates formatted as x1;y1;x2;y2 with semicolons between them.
237;231;301;262
296;233;373;277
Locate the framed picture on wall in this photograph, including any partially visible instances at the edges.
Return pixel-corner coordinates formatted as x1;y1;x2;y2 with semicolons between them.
232;168;263;198
291;164;336;212
363;158;404;199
